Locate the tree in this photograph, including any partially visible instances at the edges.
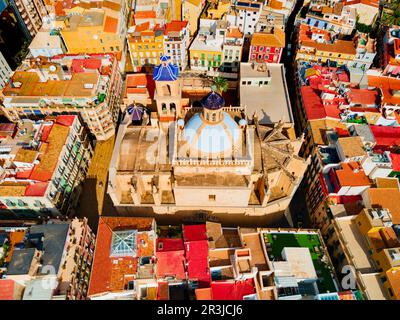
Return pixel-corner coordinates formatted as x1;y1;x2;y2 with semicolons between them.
381;0;400;26
213;76;228;94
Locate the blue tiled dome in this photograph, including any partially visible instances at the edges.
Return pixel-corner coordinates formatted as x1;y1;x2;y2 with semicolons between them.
201;91;225;110
153;56;179;81
183;112;241;155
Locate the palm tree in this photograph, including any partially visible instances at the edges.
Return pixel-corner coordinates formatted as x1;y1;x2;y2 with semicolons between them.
213;76;228;94
381;0;400;26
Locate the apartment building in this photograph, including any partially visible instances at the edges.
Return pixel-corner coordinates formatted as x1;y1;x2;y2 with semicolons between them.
0;54;123;141
0;218;95;300
0;51;12;90
239;62;293;124
189;19;225;74
305;1;356;36
226;0;263;36
56;0;130;66
0;116;93;218
127;22;165;71
249;28;285;63
164;21;190;71
28;31;67;58
332;206;400;300
296;26;376;70
8;0;48;39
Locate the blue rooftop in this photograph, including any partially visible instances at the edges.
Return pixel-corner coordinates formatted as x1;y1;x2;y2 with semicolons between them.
201;91;225;110
153;56;179;81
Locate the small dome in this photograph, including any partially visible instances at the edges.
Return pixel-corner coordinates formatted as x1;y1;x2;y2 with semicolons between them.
183;112;241;155
201;91;225;110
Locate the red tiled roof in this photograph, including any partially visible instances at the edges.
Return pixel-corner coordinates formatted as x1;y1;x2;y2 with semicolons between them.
211;279;256;300
71;59;102;73
56;115;76;127
126;74;147;87
0;279;15;300
40;124;53;142
156;238;184;252
185;239;211;287
370;125;400;147
165;20;188;34
183;224;207;242
24;182;49;197
15;169;33;179
54;0;75;15
125;74;155;99
103;16;118;34
390;153;400;171
156;250;186;280
301;86;340;120
347;89;379;105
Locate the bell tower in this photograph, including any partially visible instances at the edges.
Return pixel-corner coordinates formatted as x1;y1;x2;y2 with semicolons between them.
153;56;182;122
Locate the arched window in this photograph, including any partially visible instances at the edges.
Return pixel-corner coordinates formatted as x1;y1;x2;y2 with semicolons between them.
170;103;176;113
211;113;216;122
161;103;167;113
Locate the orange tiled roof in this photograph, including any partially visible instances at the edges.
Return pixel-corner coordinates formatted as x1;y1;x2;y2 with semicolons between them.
134;21;151;32
336;162;371;187
103;16;118;33
269;0;283;10
251;29;285;48
88;217;154;296
301;39;356;55
226;26;243;39
165;20;188;33
367;188;400;225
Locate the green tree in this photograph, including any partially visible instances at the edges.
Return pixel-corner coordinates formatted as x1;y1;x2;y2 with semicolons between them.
381;0;400;26
213;76;228;94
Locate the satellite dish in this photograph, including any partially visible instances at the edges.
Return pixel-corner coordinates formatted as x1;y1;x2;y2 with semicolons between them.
49;65;56;72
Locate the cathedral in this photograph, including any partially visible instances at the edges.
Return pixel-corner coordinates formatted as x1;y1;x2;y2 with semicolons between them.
108;57;308;224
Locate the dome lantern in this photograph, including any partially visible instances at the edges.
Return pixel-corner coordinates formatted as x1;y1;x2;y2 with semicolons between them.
200;90;225;124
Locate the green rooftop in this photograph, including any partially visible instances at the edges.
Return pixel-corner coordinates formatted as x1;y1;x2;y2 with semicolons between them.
263;231;337;294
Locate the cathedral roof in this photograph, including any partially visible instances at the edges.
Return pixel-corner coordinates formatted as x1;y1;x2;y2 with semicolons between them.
200;91;225;110
153;56;179;81
183;112;241;155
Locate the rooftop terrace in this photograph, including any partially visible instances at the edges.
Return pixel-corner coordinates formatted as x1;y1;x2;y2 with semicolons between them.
262;231;337;293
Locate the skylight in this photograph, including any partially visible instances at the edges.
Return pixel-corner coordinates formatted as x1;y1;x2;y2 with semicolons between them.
110;230;137;257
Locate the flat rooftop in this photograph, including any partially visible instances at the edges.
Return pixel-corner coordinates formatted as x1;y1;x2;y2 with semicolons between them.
359;273;389;300
3;72;98;98
262;230;337;293
240;63;293;124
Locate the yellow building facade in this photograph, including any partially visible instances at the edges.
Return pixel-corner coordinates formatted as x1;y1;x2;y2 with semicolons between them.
189;49;223;71
128;31;164;70
60;8;124;59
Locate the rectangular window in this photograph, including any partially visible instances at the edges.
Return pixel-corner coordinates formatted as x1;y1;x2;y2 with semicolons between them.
209;195;216;201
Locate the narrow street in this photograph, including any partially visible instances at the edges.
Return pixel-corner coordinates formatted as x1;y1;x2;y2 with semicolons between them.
281;0;311;228
75;137;115;231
